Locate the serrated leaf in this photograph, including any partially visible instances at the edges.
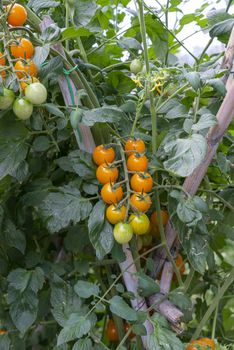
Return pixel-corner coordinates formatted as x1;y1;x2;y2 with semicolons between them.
82;107;123;126
119;37;142;50
0;334;10;350
72;339;92;350
44;103;65;118
177;198;202;226
209;18;234;41
192;113;217;132
28;0;59;12
185;72;201;91
62;27;92;40
73;0;98;27
57;315;91;345
183;233;208;274
2;218;26;254
33;45;50;66
109;296;138;321
74;281;100;299
208;78;226;96
137;272;160;297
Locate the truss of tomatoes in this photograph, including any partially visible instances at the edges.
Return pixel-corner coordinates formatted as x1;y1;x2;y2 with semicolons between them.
0;3;47;120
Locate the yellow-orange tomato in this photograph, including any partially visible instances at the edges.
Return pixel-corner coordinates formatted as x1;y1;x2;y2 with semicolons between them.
0;330;8;335
101;182;123;204
150;210;169;236
130;192;152;213
127;154;148;172
106;319;119;343
106;205;127;224
173;254;186;281
6;4;28;27
130;172;153;193
93;145;115;165
125;139;146;156
187;338;215;350
0;52;6;78
14;60;38;79
20;77;39;91
10;38;34;59
96;164;118;184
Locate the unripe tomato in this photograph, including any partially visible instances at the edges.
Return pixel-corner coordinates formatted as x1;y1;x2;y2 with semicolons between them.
14;60;38;79
127;154;148;172
93;145;115;165
101;182;123;204
70;109;83;129
13;98;33;120
25;82;47;105
96;164;118;184
106;205;127;225
129;213;150;235
130;59;143;74
113;222;133;244
0;88;15;110
6;4;28;27
106;319;119;342
20;77;39;91
130;172;153;193
125;139;146;157
130;192;152;213
150;210;169;236
10;38;34;59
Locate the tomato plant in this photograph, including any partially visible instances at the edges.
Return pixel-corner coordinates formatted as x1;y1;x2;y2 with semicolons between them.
0;0;234;349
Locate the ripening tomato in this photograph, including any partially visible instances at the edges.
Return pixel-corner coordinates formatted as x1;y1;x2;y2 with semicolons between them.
150;210;169;236
130;172;153;193
129;213;150;235
96;164;119;184
10;38;34;59
14;60;38;79
20;77;39;91
93;145;115;165
0;88;15;110
113;222;133;244
186;338;215;350
25;82;47;105
130;192;152;213
106;319;119;342
127;154;148;172
106;205;127;224
101;182;123;204
125;139;146;156
13;98;33;120
6;4;28;27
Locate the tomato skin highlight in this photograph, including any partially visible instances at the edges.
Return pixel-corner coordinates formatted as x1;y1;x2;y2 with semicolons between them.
106;205;127;224
7;4;28;27
125;139;146;156
10;38;34;59
129;213;150;235
130;172;153;193
0;88;15;110
113;222;133;244
101;182;123;204
130;192;152;213
13;98;33;120
93;145;115;165
127;154;148;172
96;164;119;184
25;82;47;105
130;59;143;74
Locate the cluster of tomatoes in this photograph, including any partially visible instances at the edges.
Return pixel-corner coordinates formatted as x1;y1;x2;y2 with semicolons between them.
186;337;215;350
0;3;47;119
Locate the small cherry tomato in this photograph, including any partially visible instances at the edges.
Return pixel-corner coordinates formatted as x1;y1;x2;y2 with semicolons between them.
14;60;38;79
13;98;33;120
20;77;39;91
0;88;15;110
25;82;47;105
130;59;143;74
113;222;133;244
101;182;123;204
96;164;119;185
127;154;148;172
150;210;169;236
6;4;28;27
0;330;7;335
10;38;34;59
186;338;215;350
106;205;127;225
173;254;186;282
125;139;146;156
129;213;150;235
93;145;115;165
130;172;153;193
130;192;152;213
124;323;135;339
106;319;119;342
0;52;6;78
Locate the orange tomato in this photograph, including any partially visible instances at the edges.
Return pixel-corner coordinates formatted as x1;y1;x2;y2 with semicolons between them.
130;172;153;193
130;192;152;213
150;210;169;236
10;38;34;59
0;52;6;78
96;164;118;184
106;205;127;224
20;77;39;91
186;338;215;350
101;182;123;204
173;254;186;281
125;139;146;156
6;4;28;27
106;319;119;343
93;145;115;165
127;154;148;172
14;60;38;79
0;330;7;335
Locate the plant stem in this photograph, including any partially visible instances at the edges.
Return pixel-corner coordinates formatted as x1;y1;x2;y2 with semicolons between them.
197;38;213;65
183;267;194;293
211;286;220;340
130;95;146;137
65;0;70;51
192;267;234;340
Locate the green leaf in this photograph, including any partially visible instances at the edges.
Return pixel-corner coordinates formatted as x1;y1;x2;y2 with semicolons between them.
7;267;44;293
57;314;94;345
72;339;92;350
177;198;202;226
208;78;226;96
32;136;50;152
74;281;100;299
0;334;10;350
44;103;65;118
28;0;59;12
192;113;217;132
145;14;168;61
183;233;208;274
2;218;26;254
41;24;61;42
39;57;63;79
73;0;98;27
132;324;147;336
163;134;207;177
109;296;138;321
119;37;142;50
39;184;92;233
68;150;95;179
209;18;234;42
185;72;201;91
137;272;160;297
82;106;123;126
62;27;92;40
33;45;50;66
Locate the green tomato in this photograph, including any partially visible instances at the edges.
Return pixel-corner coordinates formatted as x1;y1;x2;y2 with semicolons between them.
0;88;15;110
13;98;33;120
129;213;150;235
25;82;47;105
113;222;133;244
130;59;143;74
